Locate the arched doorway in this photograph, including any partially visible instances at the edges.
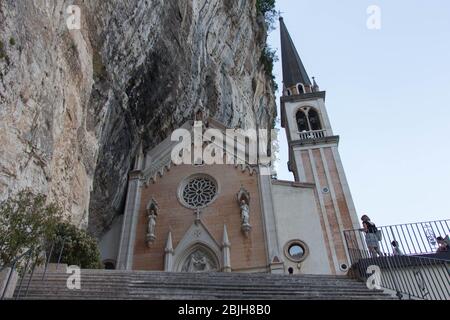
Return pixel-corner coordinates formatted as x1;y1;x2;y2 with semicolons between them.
177;244;220;273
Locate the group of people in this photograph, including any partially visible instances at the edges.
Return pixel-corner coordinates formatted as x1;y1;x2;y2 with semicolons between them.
360;215;449;257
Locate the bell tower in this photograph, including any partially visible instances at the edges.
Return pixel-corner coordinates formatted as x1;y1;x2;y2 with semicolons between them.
279;18;360;273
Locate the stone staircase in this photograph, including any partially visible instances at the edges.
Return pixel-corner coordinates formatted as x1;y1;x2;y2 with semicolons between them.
15;270;394;300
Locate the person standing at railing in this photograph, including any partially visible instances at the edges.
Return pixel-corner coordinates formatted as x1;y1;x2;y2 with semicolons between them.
391;241;404;256
436;237;449;252
360;215;382;258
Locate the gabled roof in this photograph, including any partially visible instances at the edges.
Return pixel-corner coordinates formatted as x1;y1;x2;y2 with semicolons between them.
140;118;259;186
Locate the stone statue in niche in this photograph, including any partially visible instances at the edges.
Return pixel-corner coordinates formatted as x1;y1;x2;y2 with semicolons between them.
182;250;217;273
240;200;250;226
237;186;251;235
146;199;159;247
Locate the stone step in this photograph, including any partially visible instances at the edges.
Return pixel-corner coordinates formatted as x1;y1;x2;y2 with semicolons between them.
22;274;364;285
22;277;366;287
19;295;392;300
20;284;388;295
26;270;353;279
22;286;381;296
15;270;394;300
21;283;371;293
20;289;391;299
21;281;372;291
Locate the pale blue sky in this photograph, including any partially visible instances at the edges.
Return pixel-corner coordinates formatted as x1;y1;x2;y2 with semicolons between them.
269;0;450;227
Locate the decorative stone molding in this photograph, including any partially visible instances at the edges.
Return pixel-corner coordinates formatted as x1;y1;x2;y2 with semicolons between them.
181;247;218;272
171;219;222;273
139;118;261;187
269;256;285;274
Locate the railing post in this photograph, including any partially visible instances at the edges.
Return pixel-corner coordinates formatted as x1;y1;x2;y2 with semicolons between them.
1;261;17;300
343;219;450;300
15;250;33;300
56;237;66;271
42;241;55;281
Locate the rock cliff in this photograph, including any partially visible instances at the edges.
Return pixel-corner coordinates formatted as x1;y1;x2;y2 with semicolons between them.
0;0;276;236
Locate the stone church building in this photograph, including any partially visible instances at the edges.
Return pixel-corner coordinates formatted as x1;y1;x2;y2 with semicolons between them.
99;18;360;276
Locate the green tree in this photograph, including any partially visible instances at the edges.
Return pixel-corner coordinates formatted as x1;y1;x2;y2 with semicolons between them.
0;190;62;266
50;222;102;269
261;45;279;92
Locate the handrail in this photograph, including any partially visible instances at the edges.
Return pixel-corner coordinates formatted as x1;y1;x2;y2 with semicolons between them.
298;129;326;140
0;247;34;273
344;219;450;257
344;219;450;300
0;237;66;300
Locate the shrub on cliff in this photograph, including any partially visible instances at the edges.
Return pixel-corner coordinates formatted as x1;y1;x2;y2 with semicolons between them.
256;0;277;30
261;45;279;92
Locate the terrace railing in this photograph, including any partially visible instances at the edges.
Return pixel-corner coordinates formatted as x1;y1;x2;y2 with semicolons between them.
344;219;450;300
0;237;66;300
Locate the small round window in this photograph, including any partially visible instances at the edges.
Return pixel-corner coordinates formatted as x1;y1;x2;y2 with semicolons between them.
284;240;309;263
179;175;218;209
288;245;305;260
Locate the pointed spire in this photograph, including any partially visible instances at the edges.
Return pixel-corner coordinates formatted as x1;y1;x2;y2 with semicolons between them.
279;17;311;89
222;225;230;247
165;232;173;253
312;77;320;92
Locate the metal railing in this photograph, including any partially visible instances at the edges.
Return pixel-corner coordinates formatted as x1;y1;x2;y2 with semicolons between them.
344;219;450;300
0;237;66;300
298;129;326;140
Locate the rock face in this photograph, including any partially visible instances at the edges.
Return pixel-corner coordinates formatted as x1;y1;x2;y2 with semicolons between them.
0;0;276;237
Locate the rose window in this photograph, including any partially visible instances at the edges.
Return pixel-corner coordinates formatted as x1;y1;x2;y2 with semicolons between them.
182;177;217;208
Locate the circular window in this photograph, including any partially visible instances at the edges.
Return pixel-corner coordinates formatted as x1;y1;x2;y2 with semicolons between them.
179;175;218;209
289;245;305;260
284;240;309;263
340;263;349;272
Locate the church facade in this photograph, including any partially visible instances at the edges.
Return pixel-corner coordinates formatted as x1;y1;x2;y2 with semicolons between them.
99;18;360;276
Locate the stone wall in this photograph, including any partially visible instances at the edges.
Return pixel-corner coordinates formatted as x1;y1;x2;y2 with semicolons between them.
0;0;276;236
133;164;268;271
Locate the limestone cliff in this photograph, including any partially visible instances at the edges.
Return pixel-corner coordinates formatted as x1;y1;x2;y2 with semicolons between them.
0;0;276;236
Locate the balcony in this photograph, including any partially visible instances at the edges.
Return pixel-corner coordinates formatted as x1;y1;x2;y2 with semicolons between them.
344;219;450;300
298;129;326;140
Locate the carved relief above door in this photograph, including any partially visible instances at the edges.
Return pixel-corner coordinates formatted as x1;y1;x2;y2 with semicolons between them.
180;245;220;273
164;218;228;273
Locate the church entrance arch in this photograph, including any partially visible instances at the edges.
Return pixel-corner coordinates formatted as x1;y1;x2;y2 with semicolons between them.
176;244;220;273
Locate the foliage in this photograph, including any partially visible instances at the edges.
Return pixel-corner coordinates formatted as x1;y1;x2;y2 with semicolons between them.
256;1;279;93
49;222;102;269
256;0;277;31
261;45;279;92
0;190;62;266
9;37;16;46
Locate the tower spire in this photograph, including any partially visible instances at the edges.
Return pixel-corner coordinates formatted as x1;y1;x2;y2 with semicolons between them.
279;17;311;89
